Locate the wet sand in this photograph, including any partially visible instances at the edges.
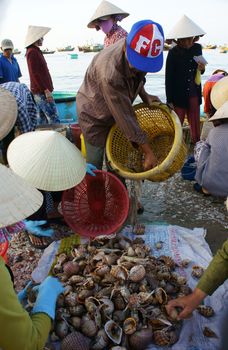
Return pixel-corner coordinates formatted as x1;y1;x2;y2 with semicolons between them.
139;172;228;254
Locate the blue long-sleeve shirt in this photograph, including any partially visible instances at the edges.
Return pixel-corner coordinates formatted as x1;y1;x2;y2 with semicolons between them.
0;54;22;83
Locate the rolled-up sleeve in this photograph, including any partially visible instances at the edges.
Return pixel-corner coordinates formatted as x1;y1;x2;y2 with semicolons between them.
0;257;51;350
102;80;147;145
197;240;228;295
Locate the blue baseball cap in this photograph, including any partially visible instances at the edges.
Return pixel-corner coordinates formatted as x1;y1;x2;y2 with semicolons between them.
126;20;164;73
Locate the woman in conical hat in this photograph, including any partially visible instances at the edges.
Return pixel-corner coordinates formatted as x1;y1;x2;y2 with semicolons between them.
0;163;65;350
7;130;96;235
165;15;206;144
25;25;60;125
87;0;129;48
200;69;227;140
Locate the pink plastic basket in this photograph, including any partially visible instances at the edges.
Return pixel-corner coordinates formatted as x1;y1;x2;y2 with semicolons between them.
62;170;129;237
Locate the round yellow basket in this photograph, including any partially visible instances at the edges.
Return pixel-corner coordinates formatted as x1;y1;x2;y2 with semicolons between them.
106;103;187;182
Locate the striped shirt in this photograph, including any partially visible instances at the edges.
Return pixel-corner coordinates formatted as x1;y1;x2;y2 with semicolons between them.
77;39;147;147
1;82;37;133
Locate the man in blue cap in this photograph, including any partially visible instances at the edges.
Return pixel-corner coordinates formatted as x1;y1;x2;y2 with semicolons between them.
77;19;165;171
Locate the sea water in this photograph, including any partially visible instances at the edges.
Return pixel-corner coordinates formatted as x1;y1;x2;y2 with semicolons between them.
17;49;228;103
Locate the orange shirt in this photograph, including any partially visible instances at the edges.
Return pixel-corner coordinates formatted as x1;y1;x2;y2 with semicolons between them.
203;73;225;116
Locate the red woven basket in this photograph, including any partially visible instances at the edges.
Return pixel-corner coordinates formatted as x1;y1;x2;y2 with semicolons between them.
0;240;9;263
62;170;129;237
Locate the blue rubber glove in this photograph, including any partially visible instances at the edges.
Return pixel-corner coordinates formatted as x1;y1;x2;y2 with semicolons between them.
86;163;97;176
17;281;33;303
23;220;54;237
31;276;64;319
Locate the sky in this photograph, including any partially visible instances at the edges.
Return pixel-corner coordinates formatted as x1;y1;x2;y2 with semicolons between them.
0;0;227;49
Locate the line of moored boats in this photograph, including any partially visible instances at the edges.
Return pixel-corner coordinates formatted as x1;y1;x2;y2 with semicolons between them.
11;43;228;55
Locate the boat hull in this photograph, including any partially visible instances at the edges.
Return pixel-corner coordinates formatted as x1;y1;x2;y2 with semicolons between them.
57;47;75;52
42;51;55;54
53;91;78;123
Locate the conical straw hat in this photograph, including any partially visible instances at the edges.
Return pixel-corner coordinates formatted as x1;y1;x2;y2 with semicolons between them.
211;76;228;110
0;164;43;228
209;101;228;121
0;87;17;141
87;0;129;28
7;130;86;191
166;15;206;40
25;25;51;47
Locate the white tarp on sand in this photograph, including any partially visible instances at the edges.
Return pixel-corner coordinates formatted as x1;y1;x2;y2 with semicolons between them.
32;224;228;350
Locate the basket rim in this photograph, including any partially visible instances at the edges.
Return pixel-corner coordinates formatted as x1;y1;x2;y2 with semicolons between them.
106;102;183;180
62;170;130;237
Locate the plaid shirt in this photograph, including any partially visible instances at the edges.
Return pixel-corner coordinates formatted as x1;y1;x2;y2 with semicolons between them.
1;82;37;133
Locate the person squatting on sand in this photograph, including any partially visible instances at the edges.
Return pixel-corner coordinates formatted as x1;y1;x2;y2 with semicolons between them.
200;69;227;141
194;76;228;196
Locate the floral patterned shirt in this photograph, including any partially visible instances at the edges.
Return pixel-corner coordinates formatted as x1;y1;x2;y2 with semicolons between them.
104;24;128;48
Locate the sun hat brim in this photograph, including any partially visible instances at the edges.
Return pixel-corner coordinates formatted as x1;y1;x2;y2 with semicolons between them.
0;164;43;228
166;15;206;40
210;76;228;110
25;25;51;47
7;130;87;191
2;45;14;50
209;101;228;121
0;87;17;141
87;0;129;28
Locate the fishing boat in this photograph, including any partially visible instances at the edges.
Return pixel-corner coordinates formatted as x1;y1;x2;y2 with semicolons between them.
78;43;103;53
219;46;227;53
52;91;77;123
42;48;55;54
57;45;75;52
203;44;217;50
69;53;78;59
13;49;21;55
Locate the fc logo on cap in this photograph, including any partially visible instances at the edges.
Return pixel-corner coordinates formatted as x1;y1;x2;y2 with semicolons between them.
131;23;164;58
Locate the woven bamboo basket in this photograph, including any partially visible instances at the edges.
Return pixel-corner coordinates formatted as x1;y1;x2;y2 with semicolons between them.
106;103;187;182
182;117;206;145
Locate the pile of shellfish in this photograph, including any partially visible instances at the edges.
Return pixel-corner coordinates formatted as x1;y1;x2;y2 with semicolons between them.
46;235;192;349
